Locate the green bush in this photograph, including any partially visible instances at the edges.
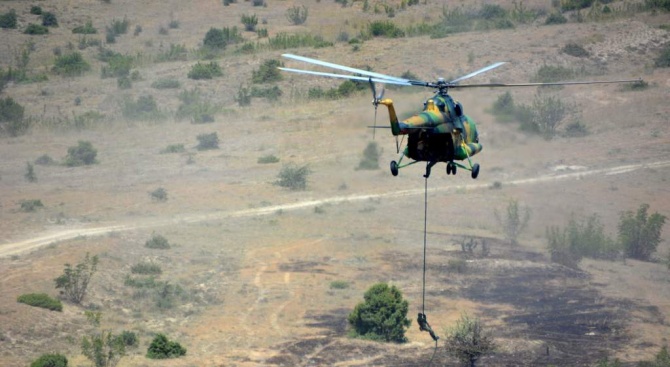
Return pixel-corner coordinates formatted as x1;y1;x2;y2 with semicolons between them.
20;199;44;212
145;234;171;249
330;280;349;289
268;33;333;50
108;17;129;36
258;154;279;164
72;21;97;34
531;65;576;83
0;97;28;137
17;293;63;311
547;213;618;262
30;353;68;367
250;86;283;101
122;95;162;120
187;62;223;80
161;144;185;154
444;314;496;366
286;5;308;25
53;52;91;77
368;21;405;38
618;204;666;261
131;262;162;275
25;24;49;35
100;54;133;78
202;27;242;50
348;283;410;342
150;187;168;202
545;12;567;25
196;132;219;150
560;0;595;11
155;43;188;62
562;43;589;57
252;59;283;83
30;6;43;15
357;142;380;170
41;11;58;27
0;10;17;29
241;14;258;31
146;334;186;359
64;141;97;166
118;330;139;347
276;163;310;190
656;43;670;68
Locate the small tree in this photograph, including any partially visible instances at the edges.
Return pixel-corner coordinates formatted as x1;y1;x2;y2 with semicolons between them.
347;283;410;342
494;199;530;246
276;163;310;191
25;162;37;182
0;96;28;137
618;204;666;261
196;132;219;150
241;14;258;32
64;141;98;166
54;252;98;304
82;330;125;367
251;59;283;83
146;334;186;359
444;314;495;367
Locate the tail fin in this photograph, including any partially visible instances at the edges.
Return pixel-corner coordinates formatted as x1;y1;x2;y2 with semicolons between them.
379;99;401;135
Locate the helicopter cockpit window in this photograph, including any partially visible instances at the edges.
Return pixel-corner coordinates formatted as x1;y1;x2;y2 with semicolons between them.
454;102;463;117
436;102;446;112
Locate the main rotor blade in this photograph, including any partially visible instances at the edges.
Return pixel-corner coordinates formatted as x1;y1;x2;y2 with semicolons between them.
449;78;643;89
282;53;411;83
449;62;506;84
279;67;412;86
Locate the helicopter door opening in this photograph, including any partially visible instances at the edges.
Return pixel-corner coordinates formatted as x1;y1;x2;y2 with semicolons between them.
407;130;455;163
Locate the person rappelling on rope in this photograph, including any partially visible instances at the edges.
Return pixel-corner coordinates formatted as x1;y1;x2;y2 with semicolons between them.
418;312;439;342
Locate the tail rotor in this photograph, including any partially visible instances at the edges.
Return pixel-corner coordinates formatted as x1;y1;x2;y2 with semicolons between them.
369;78;385;140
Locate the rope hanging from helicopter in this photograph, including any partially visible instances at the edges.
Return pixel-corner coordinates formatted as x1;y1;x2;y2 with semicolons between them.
418;175;440;366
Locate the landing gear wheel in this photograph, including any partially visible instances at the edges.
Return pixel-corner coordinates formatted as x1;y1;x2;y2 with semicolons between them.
390;161;399;176
471;163;480;179
446;162;457;175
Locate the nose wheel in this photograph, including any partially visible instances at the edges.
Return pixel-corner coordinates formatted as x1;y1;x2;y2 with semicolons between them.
390;161;399;176
471;163;480;179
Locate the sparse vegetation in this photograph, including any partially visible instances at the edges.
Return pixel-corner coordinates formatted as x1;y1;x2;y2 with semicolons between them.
196;132;219;150
100;53;133;78
0;97;28;137
187;62;223;80
268;32;333;49
0;10;18;29
73;21;97;34
252;59;283;83
348;283;410;342
531;64;576;83
330;280;349;289
122;95;162;121
64;140;98;166
30;354;68;367
145;234;171;249
547;213;619;268
160;144;185;154
25;162;37;182
17;293;63;311
656;43;670;67
357;142;380;170
41;11;58;27
444;314;496;367
118;331;139;348
152;78;180;89
241;14;258;31
286;5;309;25
155;43;188;62
276;163;310;190
258;154;280;164
562;42;590;57
82;329;126;367
150;187;168;202
53;52;91;77
618;203;666;261
494;199;531;246
54;252;99;304
20;199;44;212
35;154;56;166
25;23;49;35
131;262;162;275
146;334;186;359
176;88;218;123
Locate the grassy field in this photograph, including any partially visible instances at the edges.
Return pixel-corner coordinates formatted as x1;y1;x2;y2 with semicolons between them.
1;0;670;366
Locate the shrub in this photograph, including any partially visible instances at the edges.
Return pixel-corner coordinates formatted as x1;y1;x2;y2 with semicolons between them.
122;95;162;120
131;262;162;275
108;17;129;36
176;88;218;123
118;331;139;347
150;187;168;202
494;199;530;246
545;12;567;25
0;10;17;29
444;314;495;367
25;162;37;182
348;283;410;342
147;334;186;359
446;258;468;273
368;21;405;38
286;5;308;25
64;141;97;166
276;163;310;190
187;62;223;80
656;43;670;68
252;59;283;83
17;293;63;311
53;52;91;77
236;85;252;106
562;43;589;57
0;97;28;137
168;19;179;29
547;213;618;263
618;204;666;261
30;6;43;15
202;27;242;50
357;142;381;170
54;253;98;304
152;78;181;89
100;54;133;78
560;0;595;11
531;65;575;83
41;11;58;27
35;154;56;166
73;21;97;34
330;280;349;289
492;91;515;117
268;33;333;49
155;43;188;62
258;154;279;164
160;144;185;154
82;330;126;367
25;24;49;35
30;353;68;367
117;76;131;89
145;234;171;249
20;199;44;212
196;132;219;150
241;14;258;31
250;86;283;101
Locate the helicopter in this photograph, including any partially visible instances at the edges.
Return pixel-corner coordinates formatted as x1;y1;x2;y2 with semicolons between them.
279;53;642;179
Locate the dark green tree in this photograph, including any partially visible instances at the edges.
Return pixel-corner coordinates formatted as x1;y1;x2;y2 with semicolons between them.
30;353;68;367
348;283;410;342
618;204;666;261
54;252;98;304
146;334;186;359
81;331;125;367
64;141;98;166
0;97;28;137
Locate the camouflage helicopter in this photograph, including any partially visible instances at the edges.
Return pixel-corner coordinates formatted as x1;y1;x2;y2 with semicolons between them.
279;53;641;178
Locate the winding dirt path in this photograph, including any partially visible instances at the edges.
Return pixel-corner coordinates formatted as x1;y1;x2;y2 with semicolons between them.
2;160;669;258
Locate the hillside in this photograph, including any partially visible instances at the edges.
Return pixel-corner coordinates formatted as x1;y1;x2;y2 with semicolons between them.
1;0;670;366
